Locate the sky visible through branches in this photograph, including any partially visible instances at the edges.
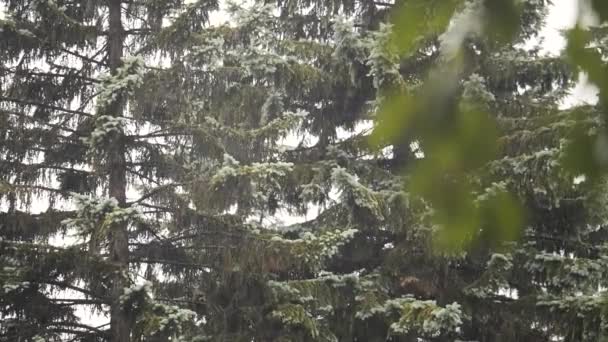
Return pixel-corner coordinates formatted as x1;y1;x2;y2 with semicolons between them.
0;0;602;332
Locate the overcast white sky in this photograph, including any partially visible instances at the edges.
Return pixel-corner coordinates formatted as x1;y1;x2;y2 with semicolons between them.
540;0;599;106
540;0;578;54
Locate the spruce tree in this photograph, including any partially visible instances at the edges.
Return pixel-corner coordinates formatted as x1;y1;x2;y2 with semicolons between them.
0;0;353;340
2;0;608;342
188;0;608;341
0;0;228;340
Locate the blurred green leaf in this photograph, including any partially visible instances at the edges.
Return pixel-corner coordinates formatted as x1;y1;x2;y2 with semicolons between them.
369;89;417;149
409;164;479;251
369;0;548;253
566;26;608;107
479;190;524;245
391;0;463;56
562;125;608;182
564;25;608;183
454;108;499;171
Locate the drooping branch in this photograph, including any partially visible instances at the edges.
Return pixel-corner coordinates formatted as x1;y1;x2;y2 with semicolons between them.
10;184;73;196
59;47;108;67
130;257;214;269
0;160;92;175
128;182;186;205
49;298;105;306
0;110;82;135
48;321;110;336
35;280;107;300
0;96;93;117
0;66;100;83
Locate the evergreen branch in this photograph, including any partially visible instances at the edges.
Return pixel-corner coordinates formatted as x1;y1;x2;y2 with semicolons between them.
124;28;153;35
10;184;72;196
59;47;108;66
0;66;100;83
48;329;104;340
127;159;188;171
0;110;82;135
49;321;109;336
128;129;193;139
0;160;92;175
132;216;248;245
0;126;81;144
62;324;110;342
154;297;202;305
141;209;169;214
49;298;105;306
0;210;75;219
0;96;93;117
0;323;108;342
137;202;176;212
162;229;250;244
282;129;371;162
4;145;74;155
525;234;597;251
130;257;213;269
0;240;83;250
129;241;233;250
128;182;186;205
121;4;152;27
126;168;163;185
130;139;175;150
34;280;105;300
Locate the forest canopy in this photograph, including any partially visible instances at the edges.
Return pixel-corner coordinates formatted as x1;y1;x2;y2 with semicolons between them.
1;0;608;341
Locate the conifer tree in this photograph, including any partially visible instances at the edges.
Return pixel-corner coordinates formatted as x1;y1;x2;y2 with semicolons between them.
0;0;227;340
2;0;608;342
186;0;608;341
0;0;358;340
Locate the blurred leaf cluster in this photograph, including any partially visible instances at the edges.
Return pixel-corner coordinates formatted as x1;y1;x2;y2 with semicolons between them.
563;2;608;180
371;0;608;252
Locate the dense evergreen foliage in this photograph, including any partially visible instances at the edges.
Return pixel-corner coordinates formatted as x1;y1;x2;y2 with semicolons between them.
1;0;608;341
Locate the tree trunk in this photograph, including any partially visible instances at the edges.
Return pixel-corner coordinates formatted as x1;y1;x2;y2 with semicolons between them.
107;0;131;340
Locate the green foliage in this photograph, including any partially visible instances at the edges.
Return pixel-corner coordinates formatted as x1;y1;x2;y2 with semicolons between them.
559;2;608;184
369;0;608;252
390;0;463;57
3;0;608;341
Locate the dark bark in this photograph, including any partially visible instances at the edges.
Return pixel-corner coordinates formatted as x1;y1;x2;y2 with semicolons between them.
107;0;131;341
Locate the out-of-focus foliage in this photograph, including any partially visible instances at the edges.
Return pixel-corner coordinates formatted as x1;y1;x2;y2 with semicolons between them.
371;0;608;251
562;3;608;181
